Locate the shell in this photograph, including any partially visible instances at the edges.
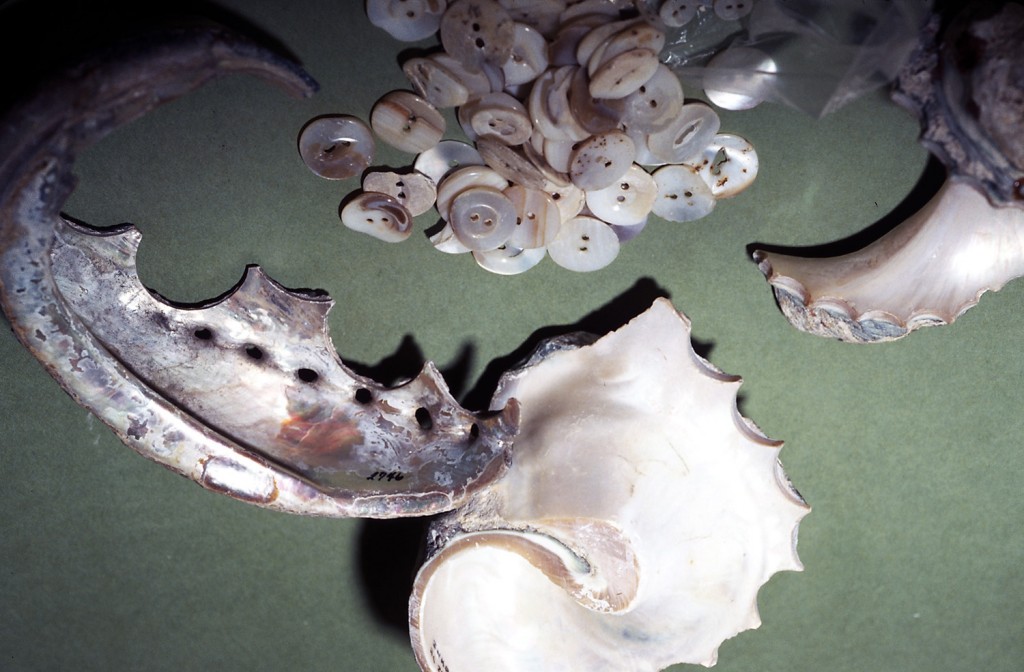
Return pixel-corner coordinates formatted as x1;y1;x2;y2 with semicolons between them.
410;298;808;670
568;129;636;191
713;0;753;21
755;180;1024;343
435;164;510;219
619;63;684;133
659;0;699;28
588;48;660;100
0;26;518;518
464;92;534;146
652;163;716;222
694;133;759;198
502;21;550;86
646;101;721;165
403;55;473;108
753;4;1024;343
503;184;563;248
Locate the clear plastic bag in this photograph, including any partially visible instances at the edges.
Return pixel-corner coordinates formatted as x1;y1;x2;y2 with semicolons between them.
661;0;933;117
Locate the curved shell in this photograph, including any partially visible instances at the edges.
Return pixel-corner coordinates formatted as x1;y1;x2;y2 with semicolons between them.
755;180;1024;343
754;4;1024;343
410;298;809;671
0;26;517;518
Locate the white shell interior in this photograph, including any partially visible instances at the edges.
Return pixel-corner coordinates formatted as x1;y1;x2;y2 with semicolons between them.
410;299;809;671
757;180;1024;341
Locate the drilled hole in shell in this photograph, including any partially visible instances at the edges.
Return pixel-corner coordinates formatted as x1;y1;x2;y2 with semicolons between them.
297;368;319;383
416;407;434;430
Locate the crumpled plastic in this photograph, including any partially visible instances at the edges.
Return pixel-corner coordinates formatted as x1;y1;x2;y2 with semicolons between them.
661;0;933;118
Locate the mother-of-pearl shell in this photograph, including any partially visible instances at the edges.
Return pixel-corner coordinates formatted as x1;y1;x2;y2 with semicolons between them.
754;4;1024;342
0;26;518;519
370;90;446;154
297;115;375;180
340;191;414;242
366;0;446;42
410;298;809;671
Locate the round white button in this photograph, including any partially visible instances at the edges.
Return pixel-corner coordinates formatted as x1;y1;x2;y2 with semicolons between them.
448;186;519;250
297;115;375;180
651;164;716;222
547;215;620;272
584;164;658;226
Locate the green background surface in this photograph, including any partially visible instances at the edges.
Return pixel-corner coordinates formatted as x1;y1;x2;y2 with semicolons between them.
1;1;1021;671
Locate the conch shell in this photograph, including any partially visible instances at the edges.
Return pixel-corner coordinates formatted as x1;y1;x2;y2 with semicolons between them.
754;3;1024;343
410;298;809;671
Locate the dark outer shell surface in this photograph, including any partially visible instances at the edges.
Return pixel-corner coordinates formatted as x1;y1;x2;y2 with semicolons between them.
894;2;1024;206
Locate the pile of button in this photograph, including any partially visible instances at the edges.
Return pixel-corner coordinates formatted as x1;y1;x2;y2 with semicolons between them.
298;0;758;273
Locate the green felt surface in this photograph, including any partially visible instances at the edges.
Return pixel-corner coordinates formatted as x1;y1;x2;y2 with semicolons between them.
1;1;1022;671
